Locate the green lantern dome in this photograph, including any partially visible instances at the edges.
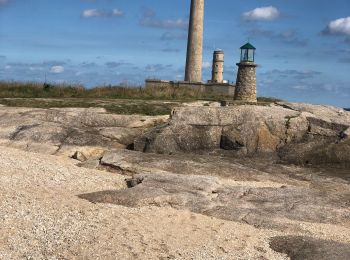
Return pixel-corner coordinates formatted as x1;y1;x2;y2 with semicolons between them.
240;42;256;50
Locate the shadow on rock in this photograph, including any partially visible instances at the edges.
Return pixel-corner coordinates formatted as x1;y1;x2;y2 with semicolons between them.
269;236;350;260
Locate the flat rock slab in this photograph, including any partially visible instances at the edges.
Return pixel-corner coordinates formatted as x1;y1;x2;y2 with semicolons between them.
100;149;350;188
80;171;350;230
82;149;350;233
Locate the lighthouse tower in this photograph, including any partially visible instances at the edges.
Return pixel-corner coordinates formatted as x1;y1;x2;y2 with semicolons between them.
211;50;224;83
184;0;204;82
234;42;257;102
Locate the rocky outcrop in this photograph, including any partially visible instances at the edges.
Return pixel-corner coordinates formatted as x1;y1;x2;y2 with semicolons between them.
79;148;350;230
81;172;350;229
134;102;350;166
1;103;349;259
0;107;168;159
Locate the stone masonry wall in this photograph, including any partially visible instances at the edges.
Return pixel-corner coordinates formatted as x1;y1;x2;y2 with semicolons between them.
145;80;235;96
145;80;173;89
205;84;235;96
234;62;257;102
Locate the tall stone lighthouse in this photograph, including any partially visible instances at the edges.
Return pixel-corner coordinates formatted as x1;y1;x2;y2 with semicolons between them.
184;0;204;82
234;43;257;102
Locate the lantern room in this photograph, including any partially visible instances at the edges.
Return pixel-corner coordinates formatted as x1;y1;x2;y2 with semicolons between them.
240;42;256;62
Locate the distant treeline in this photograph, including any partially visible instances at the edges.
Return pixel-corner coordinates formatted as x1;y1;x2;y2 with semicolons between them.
0;81;281;102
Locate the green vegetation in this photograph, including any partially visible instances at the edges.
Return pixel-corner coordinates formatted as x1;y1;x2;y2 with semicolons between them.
0;81;283;115
257;96;283;103
0;98;178;116
0;81;231;100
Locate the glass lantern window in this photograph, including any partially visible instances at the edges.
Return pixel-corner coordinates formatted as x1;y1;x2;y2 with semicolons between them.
241;49;255;62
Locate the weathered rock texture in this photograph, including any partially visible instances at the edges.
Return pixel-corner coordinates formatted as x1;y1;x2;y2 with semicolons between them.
81;171;350;230
184;0;204;82
82;148;350;234
0;107;168;160
135;102;350;167
234;62;257;102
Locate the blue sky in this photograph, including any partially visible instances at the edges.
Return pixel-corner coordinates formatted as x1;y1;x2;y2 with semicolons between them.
0;0;349;107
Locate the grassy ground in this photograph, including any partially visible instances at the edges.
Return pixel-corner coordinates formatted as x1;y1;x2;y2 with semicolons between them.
0;81;282;115
0;98;180;116
0;81;233;100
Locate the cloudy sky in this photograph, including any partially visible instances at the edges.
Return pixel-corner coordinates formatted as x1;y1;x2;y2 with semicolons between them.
0;0;349;107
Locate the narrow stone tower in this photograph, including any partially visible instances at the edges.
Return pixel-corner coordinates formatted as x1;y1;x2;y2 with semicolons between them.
184;0;204;82
211;50;224;83
234;42;257;102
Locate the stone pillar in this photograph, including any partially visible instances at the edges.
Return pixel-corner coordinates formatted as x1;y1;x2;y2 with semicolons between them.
234;62;257;102
211;50;224;83
184;0;204;82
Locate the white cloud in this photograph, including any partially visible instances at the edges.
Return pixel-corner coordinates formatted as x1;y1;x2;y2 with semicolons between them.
323;17;350;36
140;10;188;30
112;9;123;16
50;66;65;74
82;8;124;18
0;0;9;5
243;6;280;21
82;9;101;18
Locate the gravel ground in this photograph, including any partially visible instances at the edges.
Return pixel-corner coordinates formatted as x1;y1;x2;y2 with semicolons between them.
0;147;349;259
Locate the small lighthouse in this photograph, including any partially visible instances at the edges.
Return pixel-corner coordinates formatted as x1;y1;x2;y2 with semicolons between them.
211;50;224;83
234;42;257;102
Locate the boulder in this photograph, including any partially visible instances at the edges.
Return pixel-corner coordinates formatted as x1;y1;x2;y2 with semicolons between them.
0;106;168;156
134;102;350;166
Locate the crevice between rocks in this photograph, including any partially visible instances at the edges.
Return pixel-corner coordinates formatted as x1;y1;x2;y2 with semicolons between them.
275;102;300;113
98;159;136;176
9;124;40;140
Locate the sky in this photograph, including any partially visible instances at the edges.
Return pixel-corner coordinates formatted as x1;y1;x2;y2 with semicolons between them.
0;0;349;107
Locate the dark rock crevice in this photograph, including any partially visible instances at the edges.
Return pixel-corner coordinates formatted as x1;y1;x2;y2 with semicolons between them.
10;124;40;140
275;102;300;112
220;135;244;150
98;160;135;176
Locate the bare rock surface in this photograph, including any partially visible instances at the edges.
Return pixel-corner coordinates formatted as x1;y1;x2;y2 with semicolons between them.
135;102;350;166
0;106;168;160
90;149;350;230
80;172;350;230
